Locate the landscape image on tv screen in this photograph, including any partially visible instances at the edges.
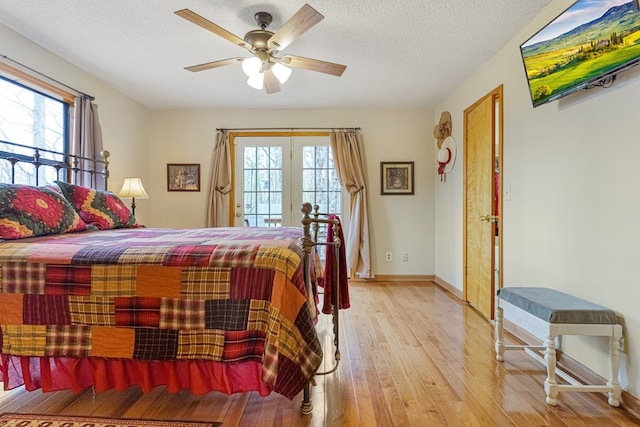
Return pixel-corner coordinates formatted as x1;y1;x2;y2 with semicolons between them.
520;0;640;107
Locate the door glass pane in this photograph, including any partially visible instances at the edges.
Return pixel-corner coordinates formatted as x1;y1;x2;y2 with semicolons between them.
242;145;283;227
256;147;269;169
299;143;343;262
270;169;282;192
302;170;315;191
244;147;256;168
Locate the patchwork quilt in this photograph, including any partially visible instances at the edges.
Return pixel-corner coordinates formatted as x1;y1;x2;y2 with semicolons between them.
0;226;322;398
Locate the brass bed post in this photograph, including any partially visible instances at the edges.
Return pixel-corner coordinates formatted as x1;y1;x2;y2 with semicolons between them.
299;203;344;415
71;155;79;184
299;202;315;415
300;203;316;322
100;150;110;188
319;217;342;376
311;204;342;375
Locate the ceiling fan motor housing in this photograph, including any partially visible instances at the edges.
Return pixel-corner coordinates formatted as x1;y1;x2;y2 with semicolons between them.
244;29;273;51
244;11;275;51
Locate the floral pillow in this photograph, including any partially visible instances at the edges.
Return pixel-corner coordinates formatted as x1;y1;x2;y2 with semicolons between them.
55;181;138;230
0;183;91;240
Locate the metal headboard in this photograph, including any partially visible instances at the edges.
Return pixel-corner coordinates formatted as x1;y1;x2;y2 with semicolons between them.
0;139;109;187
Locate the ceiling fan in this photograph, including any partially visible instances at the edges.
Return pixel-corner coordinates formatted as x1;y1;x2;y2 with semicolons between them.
174;4;347;94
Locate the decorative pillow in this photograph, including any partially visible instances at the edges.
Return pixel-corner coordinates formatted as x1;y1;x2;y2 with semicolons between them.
43;183;64;195
0;183;90;239
55;181;138;230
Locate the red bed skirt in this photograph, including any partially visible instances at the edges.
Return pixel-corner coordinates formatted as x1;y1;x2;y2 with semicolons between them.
0;355;272;397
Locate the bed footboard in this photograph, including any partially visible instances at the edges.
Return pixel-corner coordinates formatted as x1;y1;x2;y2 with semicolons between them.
299;202;343;415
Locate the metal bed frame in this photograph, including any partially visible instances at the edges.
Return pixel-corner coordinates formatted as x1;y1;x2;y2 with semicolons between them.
0;139;343;416
300;202;342;414
0;139;110;187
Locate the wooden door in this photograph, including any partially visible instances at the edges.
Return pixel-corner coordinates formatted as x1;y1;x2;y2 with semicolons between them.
463;87;502;320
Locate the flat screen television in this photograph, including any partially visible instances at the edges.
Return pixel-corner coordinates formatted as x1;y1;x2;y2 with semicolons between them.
520;0;640;107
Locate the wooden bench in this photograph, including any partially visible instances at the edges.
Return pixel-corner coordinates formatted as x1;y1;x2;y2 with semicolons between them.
495;287;622;406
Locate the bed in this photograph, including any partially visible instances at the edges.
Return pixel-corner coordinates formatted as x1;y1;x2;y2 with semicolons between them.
0;140;344;414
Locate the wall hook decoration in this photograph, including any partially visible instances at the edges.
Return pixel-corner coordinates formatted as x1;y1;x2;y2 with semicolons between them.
437;136;457;181
433;111;451;149
433;112;456;181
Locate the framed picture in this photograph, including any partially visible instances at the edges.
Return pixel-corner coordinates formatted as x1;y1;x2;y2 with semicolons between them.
381;161;414;195
167;163;201;192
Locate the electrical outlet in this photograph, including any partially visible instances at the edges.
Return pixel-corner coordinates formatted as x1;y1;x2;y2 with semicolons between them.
385;252;392;262
402;253;408;262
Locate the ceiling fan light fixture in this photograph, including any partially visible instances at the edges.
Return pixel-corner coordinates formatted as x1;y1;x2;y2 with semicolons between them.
247;72;264;90
176;5;347;94
242;57;262;76
272;63;292;84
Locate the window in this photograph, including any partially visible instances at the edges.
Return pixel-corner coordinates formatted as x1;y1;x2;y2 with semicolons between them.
0;71;70;185
234;135;345;228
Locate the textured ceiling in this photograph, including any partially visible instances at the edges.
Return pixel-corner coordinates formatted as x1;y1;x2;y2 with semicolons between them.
0;0;552;109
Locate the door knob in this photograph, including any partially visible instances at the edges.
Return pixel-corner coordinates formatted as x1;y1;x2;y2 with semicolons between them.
480;214;499;223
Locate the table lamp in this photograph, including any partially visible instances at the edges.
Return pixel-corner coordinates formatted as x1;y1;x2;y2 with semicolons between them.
118;177;149;216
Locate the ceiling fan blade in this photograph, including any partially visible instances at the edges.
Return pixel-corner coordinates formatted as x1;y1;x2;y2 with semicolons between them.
263;69;281;94
281;55;346;77
175;9;249;50
268;4;324;51
184;57;244;73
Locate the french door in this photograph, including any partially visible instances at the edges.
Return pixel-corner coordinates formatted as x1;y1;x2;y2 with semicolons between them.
233;135;344;227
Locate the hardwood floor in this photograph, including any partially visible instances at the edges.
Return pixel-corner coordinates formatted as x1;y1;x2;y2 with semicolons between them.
0;281;638;426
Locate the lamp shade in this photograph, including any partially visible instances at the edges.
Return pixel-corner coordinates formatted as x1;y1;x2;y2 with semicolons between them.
247;73;264;90
272;63;292;84
118;177;149;199
242;57;262;77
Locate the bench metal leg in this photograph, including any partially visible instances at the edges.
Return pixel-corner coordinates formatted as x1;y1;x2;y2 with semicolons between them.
544;335;559;406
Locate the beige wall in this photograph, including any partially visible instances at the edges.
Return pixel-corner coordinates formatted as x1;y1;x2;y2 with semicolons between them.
434;0;640;398
0;24;153;226
148;108;435;276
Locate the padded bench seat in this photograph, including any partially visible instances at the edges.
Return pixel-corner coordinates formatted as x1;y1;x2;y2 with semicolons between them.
495;287;622;406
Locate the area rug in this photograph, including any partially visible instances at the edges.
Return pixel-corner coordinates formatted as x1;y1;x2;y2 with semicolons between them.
0;412;221;426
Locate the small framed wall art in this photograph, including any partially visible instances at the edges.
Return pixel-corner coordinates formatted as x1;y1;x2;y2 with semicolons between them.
381;161;414;195
167;163;201;192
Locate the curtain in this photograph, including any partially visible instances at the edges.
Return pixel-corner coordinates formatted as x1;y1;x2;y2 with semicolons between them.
330;131;372;279
73;96;105;190
206;131;232;227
